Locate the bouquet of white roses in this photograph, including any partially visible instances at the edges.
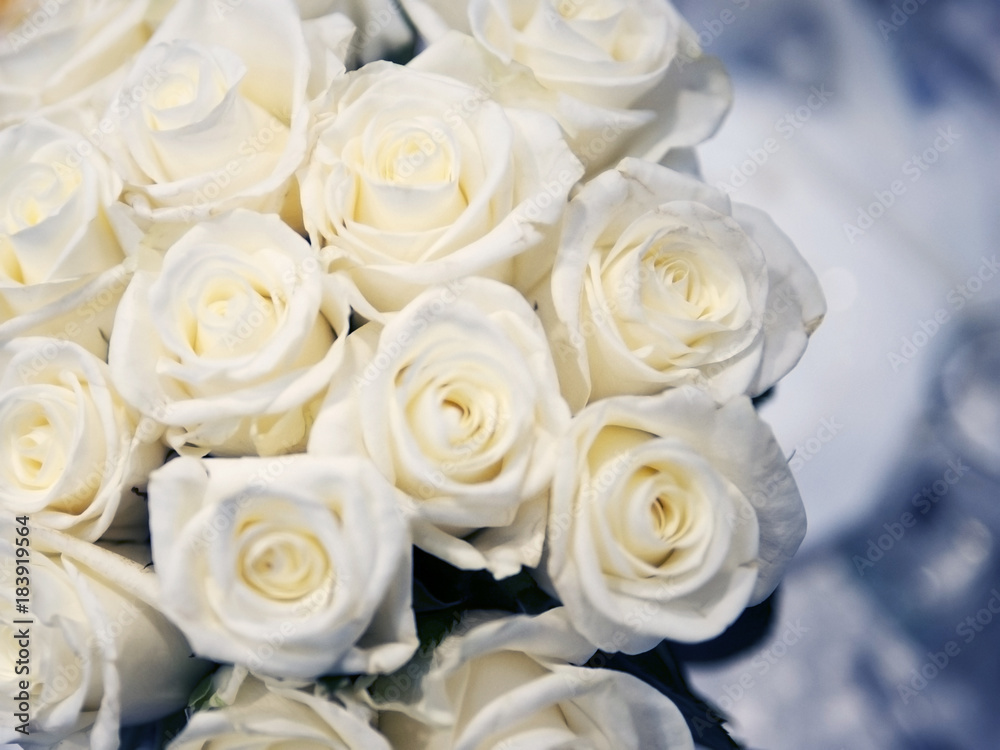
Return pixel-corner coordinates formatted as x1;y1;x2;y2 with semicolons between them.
0;0;825;747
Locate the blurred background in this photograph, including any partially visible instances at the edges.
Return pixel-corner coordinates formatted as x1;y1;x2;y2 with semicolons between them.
669;0;1000;747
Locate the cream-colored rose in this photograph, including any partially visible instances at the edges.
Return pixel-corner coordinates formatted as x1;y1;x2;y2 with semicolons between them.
539;387;806;652
141;0;359;87
0;0;153;130
309;278;570;578
0;337;164;542
532;158;825;411
100;0;320;228
148;455;418;678
0;118;136;357
0;526;207;750
300;56;583;312
169;666;391;749
399;0;732;174
374;609;695;749
107;209;352;456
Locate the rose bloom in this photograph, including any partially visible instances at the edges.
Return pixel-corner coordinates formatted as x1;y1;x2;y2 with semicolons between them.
148;455;418;678
100;0;325;228
0;118;135;357
0;0;153;129
0;526;207;750
531;157;825;410
0;337;164;542
538;387;807;653
309;278;570;578
374;609;695;749
169;667;392;750
108;209;352;456
398;0;731;174
299;52;583;312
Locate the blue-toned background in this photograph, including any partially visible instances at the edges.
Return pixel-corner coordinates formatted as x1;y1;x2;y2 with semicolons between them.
114;2;1000;747
672;0;1000;747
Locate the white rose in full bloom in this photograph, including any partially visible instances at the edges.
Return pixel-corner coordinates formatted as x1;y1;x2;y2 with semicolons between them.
299;55;584;312
148;454;418;678
108;209;353;456
169;666;392;749
0;0;153;129
309;278;570;578
0;337;164;542
398;0;732;174
0;118;136;357
374;609;695;749
539;387;807;652
530;158;825;411
100;0;320;227
0;526;207;750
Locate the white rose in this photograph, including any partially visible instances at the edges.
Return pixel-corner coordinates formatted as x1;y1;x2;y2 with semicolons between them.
107;209;352;456
0;0;152;129
0;526;207;750
300;56;583;312
399;0;732;174
374;609;695;749
0;118;135;357
539;387;807;652
169;666;391;749
532;158;825;410
309;278;570;578
0;337;164;542
100;0;319;228
148;454;418;678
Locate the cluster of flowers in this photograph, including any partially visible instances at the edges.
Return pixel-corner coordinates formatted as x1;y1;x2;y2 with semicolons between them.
0;0;825;747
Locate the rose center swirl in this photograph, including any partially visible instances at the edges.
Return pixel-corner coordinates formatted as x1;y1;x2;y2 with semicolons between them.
186;271;281;359
374;122;457;186
601;458;716;572
0;390;75;492
643;246;726;322
235;522;332;601
402;365;509;484
1;163;78;235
